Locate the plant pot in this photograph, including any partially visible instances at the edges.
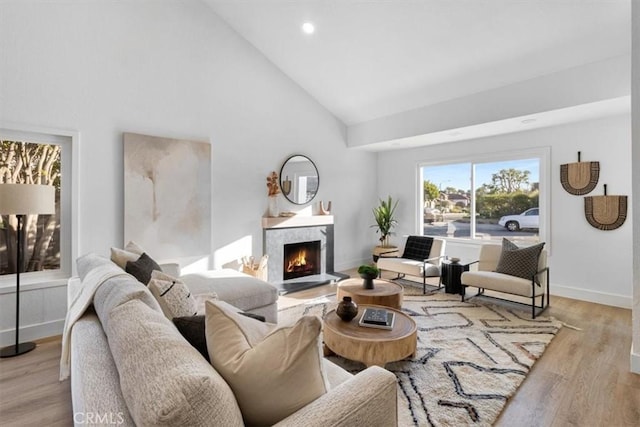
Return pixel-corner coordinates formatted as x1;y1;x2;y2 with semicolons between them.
360;272;377;289
372;245;399;262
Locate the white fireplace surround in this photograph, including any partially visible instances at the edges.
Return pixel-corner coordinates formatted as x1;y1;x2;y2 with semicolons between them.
262;215;346;294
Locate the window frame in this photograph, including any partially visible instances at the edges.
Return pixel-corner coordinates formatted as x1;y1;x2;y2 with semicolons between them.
417;147;550;249
0;124;79;290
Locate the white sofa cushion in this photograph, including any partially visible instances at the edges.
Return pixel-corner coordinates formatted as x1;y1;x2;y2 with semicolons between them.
77;253;162;332
71;312;135;426
107;299;244;427
205;300;329;425
181;269;278;321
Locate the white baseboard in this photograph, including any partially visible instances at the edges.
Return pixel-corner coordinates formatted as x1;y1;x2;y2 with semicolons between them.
632;344;640;374
0;318;64;347
551;283;631;309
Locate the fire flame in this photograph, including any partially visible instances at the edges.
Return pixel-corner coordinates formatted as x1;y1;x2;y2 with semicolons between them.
286;250;307;272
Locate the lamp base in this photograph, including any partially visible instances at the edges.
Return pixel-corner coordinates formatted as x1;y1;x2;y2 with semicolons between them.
0;342;36;358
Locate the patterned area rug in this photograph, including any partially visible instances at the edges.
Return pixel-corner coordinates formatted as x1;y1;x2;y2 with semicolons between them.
278;291;562;427
390;277;443;295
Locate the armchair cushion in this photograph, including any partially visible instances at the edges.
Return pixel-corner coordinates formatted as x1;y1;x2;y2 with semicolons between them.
377;237;445;280
460;271;545;297
401;236;433;261
495;239;545;283
377;257;440;277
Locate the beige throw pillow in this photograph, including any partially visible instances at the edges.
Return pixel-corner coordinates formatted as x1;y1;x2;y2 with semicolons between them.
124;240;145;254
110;247;139;269
148;270;197;319
205;300;329;425
110;240;145;269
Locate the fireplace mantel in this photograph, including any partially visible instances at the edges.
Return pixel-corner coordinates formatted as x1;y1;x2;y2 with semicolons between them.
261;215;334;229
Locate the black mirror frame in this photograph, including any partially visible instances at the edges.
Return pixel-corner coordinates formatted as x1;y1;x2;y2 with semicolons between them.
279;154;319;205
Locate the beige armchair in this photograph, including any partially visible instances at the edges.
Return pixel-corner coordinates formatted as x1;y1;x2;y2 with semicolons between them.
460;243;549;318
377;236;446;294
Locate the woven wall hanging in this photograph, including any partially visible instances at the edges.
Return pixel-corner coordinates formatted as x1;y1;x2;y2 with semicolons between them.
560;151;599;195
584;185;627;231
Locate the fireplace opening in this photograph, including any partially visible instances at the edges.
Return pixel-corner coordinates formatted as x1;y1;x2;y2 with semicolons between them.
283;240;321;281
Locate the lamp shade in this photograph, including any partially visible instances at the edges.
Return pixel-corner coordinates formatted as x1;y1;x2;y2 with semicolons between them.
0;184;55;215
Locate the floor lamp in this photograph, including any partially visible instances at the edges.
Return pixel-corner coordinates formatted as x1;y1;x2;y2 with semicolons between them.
0;183;55;358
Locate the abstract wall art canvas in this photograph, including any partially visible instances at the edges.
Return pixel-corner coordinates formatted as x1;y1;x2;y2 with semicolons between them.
124;133;211;259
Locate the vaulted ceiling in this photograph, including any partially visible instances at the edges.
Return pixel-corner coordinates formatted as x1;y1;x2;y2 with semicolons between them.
204;0;631;147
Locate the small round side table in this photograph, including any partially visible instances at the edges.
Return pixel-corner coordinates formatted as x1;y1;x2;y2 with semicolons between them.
336;278;403;309
323;305;417;367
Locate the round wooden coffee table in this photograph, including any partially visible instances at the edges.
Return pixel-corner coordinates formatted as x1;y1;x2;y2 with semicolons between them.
337;278;403;309
323;304;417;368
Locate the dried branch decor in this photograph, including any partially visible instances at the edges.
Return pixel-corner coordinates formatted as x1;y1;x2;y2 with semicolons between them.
266;171;281;197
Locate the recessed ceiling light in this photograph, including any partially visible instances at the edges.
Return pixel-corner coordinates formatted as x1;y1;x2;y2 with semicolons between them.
302;22;315;34
521;118;537;124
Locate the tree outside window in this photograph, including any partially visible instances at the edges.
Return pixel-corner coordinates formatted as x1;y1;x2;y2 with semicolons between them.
0;141;61;275
421;157;541;243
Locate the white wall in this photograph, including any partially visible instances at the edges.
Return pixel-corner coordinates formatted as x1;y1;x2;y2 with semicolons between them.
631;0;640;374
0;0;377;344
377;114;633;307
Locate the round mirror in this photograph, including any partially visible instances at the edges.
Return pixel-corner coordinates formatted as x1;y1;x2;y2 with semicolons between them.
280;155;319;205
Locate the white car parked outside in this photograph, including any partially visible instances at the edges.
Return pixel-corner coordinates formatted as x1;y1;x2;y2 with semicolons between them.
498;208;539;231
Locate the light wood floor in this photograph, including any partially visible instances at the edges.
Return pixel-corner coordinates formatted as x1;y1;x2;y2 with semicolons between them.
1;270;639;426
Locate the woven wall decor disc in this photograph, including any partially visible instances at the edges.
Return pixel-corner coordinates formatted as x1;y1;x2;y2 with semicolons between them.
560;161;599;195
584;195;627;230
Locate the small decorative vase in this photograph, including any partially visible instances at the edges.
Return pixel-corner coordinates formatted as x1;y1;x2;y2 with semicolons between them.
267;196;279;217
360;272;377;290
336;296;358;322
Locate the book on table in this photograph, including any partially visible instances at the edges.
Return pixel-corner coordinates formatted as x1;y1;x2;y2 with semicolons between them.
359;307;395;330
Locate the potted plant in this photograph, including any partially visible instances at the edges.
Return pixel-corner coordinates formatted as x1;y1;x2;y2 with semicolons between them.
371;196;399;261
357;264;380;289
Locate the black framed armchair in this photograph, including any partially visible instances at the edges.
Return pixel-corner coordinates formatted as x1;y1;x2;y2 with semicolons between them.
376;236;446;294
460;243;549;319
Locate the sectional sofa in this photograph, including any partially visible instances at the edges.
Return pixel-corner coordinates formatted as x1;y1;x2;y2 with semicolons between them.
64;253;398;426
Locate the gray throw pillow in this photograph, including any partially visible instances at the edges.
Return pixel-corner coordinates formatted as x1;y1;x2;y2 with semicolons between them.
495;239;545;283
126;252;161;285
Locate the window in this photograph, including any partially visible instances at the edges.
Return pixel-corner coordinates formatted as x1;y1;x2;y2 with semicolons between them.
0;126;76;284
420;149;548;245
